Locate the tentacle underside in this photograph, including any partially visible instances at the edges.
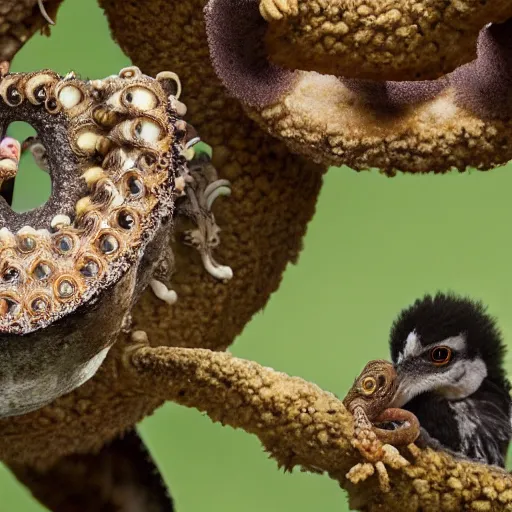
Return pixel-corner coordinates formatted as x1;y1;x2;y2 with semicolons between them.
262;0;512;81
9;428;174;512
205;0;512;173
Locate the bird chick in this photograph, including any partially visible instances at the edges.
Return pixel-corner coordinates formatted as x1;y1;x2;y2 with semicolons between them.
389;292;512;467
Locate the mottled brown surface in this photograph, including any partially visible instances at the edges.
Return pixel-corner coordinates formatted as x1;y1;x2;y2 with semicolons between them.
0;338;163;469
1;0;511;510
262;0;512;81
99;0;325;351
10;429;173;511
205;0;512;174
0;0;63;62
0;0;324;474
130;345;512;512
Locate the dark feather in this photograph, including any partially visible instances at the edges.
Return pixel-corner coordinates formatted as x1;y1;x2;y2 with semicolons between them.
390;292;512;466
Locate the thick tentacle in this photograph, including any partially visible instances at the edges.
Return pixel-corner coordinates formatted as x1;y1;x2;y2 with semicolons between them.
9;428;174;512
127;342;512;512
261;0;512;81
0;338;163;470
0;0;321;475
0;0;64;63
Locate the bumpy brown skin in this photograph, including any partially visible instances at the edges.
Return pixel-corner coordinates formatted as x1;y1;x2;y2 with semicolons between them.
127;345;512;512
205;0;512;174
262;0;512;81
3;1;512;511
245;76;512;174
0;0;323;491
98;0;324;351
0;0;63;62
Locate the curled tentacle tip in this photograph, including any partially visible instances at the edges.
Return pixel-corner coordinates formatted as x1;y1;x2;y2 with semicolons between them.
219;265;234;280
206;185;231;211
203;179;231;199
38;0;56;25
150;279;178;305
203;179;231;209
156;71;182;100
201;252;234;281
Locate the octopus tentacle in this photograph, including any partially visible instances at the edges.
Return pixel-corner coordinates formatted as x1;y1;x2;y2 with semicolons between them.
205;0;512;174
0;68;182;334
99;0;325;353
125;343;512;511
373;408;420;446
179;152;234;282
0;0;324;468
150;278;178;305
261;0;512;81
0;66;189;418
0;0;64;63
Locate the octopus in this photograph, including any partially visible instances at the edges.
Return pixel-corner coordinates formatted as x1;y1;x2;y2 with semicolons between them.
0;0;511;511
342;360;420;492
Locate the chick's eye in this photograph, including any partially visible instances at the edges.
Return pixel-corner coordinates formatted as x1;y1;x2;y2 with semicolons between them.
430;346;452;366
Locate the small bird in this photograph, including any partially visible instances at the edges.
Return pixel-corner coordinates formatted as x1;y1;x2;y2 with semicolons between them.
389;292;512;467
21;136;49;173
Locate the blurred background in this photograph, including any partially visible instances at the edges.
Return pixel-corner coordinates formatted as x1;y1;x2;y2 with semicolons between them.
2;0;512;510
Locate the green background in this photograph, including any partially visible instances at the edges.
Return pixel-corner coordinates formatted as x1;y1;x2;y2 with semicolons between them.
2;1;512;510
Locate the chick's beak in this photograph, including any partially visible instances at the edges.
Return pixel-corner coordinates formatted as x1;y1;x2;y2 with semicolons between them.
389;360;422;408
389;373;410;408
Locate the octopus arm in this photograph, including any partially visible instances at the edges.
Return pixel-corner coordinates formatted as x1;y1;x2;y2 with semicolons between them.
0;0;64;63
128;340;512;512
